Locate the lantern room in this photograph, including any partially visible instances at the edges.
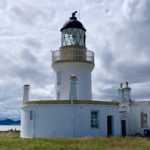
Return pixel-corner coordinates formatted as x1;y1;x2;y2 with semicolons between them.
60;11;86;47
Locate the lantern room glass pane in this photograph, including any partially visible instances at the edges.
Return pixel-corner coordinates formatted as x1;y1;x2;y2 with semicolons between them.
61;28;85;47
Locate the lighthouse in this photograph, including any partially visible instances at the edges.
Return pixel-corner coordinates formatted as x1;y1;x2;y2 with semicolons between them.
52;11;95;100
21;11;150;138
21;12;128;138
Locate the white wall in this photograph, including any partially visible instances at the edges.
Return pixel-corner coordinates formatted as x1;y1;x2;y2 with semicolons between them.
52;62;94;100
21;108;34;137
129;102;150;136
21;104;120;138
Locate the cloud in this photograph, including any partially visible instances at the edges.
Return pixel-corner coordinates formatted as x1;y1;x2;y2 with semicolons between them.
0;0;8;10
24;38;42;49
0;0;150;118
122;0;150;23
90;0;150;100
8;2;47;26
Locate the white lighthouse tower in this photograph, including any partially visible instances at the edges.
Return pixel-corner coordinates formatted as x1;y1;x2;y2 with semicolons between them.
52;11;95;100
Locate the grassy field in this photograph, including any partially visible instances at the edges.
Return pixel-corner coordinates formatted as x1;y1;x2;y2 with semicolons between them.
0;132;150;150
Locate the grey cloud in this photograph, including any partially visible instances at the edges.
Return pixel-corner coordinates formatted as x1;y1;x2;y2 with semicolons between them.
92;81;117;100
0;81;22;119
9;3;47;26
15;66;49;85
122;0;150;23
21;49;37;63
101;45;114;72
16;48;53;85
10;6;34;25
0;0;8;10
24;38;42;49
91;0;150;101
127;82;150;100
115;63;150;83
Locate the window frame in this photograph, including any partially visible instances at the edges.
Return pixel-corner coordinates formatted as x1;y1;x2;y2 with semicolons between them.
91;111;99;129
57;71;61;86
29;110;33;120
141;112;148;128
61;28;85;47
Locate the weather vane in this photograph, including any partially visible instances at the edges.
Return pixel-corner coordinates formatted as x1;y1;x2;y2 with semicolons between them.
72;11;78;17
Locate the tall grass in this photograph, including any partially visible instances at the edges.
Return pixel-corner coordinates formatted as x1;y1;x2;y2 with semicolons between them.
0;132;150;150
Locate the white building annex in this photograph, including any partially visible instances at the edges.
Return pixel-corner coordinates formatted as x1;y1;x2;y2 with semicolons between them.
21;12;150;138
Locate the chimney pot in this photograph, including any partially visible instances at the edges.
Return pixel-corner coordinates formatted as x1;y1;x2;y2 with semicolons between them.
23;84;30;101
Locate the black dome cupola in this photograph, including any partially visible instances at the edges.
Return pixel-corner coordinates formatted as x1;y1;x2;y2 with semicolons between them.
61;11;86;31
61;11;86;47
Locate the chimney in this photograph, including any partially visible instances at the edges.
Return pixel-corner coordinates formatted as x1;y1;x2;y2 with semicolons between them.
23;84;30;101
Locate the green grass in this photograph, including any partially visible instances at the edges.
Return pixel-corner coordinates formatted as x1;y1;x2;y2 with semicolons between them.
0;132;150;150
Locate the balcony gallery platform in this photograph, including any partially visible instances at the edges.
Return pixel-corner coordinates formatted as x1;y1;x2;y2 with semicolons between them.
52;49;94;65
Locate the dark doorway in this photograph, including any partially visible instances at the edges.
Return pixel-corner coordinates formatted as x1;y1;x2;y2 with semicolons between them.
121;120;126;136
107;116;113;136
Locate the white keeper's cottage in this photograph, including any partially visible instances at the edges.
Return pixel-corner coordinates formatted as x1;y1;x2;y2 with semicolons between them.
21;12;150;138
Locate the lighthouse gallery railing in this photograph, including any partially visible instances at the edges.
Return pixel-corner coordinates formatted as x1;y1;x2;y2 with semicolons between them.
52;49;94;64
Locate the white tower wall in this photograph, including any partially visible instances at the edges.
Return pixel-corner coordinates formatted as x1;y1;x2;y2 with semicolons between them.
52;62;94;100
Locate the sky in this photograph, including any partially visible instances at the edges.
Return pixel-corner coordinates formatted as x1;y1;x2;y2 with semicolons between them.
0;0;150;119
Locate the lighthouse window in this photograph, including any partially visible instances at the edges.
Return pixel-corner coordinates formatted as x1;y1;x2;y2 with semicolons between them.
57;71;61;85
61;28;85;46
29;111;33;120
91;111;99;128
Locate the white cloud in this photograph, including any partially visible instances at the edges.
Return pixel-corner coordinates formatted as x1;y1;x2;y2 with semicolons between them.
0;0;150;118
122;0;150;23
